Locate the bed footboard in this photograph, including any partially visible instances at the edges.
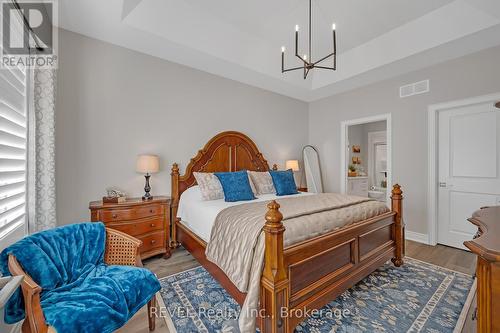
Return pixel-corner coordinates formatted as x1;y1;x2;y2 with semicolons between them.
260;184;404;333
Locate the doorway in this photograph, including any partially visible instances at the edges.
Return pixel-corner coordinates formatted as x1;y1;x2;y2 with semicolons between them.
340;114;392;203
428;93;500;249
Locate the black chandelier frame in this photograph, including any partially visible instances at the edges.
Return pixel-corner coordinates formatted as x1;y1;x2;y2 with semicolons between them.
281;0;337;79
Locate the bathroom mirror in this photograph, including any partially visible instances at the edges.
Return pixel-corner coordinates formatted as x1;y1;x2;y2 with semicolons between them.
302;145;324;193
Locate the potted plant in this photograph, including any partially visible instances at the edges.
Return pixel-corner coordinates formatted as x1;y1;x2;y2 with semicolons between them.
348;164;357;177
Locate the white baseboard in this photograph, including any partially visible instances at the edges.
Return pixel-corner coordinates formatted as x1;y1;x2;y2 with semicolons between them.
406;231;430;244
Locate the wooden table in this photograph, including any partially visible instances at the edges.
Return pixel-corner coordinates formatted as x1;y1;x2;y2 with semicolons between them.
464;206;500;333
90;196;171;260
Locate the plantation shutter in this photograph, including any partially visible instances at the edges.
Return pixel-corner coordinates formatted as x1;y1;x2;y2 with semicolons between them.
0;7;28;242
0;66;28;240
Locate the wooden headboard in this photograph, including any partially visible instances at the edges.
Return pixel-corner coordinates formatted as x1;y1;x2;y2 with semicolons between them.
170;131;275;216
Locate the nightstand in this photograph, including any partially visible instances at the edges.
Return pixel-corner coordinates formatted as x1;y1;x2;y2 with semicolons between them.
297;187;308;192
89;196;171;259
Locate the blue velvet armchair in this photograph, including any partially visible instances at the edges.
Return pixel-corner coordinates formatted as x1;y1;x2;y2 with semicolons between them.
0;222;161;333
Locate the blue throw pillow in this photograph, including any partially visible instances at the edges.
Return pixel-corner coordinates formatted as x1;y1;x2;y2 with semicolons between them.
269;170;298;196
214;171;256;202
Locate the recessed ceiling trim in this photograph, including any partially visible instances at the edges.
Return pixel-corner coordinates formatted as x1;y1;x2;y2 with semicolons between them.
58;0;500;102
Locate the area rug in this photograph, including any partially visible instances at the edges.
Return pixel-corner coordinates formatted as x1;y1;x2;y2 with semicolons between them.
157;257;474;333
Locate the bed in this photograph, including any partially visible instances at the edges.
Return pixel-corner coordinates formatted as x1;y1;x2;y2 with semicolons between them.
170;131;404;333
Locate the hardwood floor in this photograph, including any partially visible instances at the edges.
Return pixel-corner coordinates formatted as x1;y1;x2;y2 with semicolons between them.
118;240;477;333
406;240;476;275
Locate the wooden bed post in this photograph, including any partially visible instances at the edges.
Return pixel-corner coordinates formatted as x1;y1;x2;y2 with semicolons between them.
272;164;278;171
170;163;180;248
391;184;404;267
260;200;289;333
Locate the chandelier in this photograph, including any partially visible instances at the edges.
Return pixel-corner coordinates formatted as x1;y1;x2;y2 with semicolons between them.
281;0;337;79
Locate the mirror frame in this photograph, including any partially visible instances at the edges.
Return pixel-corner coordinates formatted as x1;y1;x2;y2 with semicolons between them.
302;145;324;193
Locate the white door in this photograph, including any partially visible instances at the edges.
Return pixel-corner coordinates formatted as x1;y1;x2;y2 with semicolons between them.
438;101;500;249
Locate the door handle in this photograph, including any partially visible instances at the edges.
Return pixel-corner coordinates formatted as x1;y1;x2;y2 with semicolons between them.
439;182;447;188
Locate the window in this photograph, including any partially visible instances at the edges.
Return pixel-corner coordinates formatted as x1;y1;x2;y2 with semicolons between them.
0;65;28;244
0;7;29;246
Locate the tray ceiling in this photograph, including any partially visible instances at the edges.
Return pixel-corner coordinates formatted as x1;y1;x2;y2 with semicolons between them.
59;0;500;101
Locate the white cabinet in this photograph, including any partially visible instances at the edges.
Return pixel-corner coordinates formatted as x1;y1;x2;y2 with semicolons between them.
347;177;368;197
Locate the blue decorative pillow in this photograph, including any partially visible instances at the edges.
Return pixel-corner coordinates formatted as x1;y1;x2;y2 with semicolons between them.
214;171;256;202
269;170;298;196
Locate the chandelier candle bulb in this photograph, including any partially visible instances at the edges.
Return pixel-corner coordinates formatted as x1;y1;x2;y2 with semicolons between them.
295;24;299;31
281;48;285;72
333;26;337;69
295;29;299;56
332;23;336;30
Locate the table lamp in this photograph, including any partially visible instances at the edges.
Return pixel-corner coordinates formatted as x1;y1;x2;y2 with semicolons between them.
286;159;302;188
285;160;300;172
136;154;159;200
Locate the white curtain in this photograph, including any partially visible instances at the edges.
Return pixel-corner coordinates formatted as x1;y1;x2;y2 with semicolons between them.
28;69;57;232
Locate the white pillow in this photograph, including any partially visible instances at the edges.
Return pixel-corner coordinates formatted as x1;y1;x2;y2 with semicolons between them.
247;172;257;196
193;172;224;200
248;171;276;195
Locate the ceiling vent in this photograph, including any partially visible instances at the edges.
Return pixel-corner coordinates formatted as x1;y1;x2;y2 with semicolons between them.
400;80;429;98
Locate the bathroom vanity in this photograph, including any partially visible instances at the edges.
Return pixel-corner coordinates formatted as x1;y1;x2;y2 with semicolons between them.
347;176;368;197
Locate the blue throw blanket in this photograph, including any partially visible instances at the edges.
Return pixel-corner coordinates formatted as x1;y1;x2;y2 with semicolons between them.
0;222;161;333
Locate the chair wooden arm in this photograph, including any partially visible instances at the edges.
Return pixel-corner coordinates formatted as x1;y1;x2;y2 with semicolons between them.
104;228;143;266
8;255;49;333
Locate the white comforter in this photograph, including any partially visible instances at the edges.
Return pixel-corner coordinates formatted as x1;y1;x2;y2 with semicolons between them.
177;186;313;242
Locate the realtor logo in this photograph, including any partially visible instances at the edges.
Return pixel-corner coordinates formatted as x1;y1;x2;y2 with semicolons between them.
1;0;57;68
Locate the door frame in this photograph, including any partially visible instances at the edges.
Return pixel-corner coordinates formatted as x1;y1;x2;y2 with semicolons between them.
427;92;500;246
340;114;392;203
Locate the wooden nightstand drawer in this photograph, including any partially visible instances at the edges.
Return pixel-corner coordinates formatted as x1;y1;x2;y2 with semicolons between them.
138;232;165;255
99;204;164;222
90;196;171;260
106;217;164;236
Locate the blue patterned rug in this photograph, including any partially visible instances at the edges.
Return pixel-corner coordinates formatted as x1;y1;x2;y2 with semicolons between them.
158;258;474;333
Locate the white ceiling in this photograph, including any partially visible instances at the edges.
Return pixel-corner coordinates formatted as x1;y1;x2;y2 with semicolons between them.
58;0;500;101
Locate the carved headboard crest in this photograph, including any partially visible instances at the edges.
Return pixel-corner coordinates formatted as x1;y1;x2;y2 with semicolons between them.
171;131;273;209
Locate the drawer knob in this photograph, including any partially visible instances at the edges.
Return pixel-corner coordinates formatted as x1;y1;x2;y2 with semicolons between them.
149;209;154;213
150;223;155;227
151;240;156;244
112;214;118;219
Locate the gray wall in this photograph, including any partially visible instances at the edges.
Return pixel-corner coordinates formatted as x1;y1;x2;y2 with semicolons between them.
56;28;500;235
56;29;308;225
347;124;364;169
309;45;500;235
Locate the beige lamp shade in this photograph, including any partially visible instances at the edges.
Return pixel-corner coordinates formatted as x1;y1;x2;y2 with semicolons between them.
285;160;300;172
136;154;160;174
